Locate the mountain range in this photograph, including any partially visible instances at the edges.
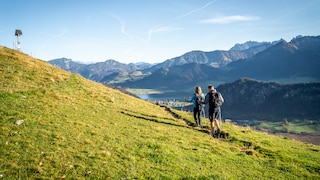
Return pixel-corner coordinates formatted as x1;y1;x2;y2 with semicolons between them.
47;38;280;82
49;58;153;82
125;35;320;90
49;35;320;91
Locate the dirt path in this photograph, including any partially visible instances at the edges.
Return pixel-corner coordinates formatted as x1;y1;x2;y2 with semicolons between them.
159;104;210;134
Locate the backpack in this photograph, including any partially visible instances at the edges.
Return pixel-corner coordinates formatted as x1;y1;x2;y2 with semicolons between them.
195;94;203;110
209;91;224;108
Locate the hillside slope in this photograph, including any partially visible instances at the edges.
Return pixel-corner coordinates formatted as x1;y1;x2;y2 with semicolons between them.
0;46;319;179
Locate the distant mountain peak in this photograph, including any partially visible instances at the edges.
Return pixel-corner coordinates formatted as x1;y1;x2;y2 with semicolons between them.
229;40;283;51
230;41;268;51
290;35;320;51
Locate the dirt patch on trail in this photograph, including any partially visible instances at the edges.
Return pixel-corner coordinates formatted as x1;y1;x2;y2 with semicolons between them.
272;132;320;145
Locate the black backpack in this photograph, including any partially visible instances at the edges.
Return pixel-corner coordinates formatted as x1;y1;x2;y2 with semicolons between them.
209;91;224;108
195;94;203;110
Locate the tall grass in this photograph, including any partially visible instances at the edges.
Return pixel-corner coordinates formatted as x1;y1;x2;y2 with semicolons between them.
0;46;319;179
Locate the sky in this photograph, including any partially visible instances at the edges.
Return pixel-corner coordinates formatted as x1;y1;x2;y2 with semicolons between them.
1;0;320;64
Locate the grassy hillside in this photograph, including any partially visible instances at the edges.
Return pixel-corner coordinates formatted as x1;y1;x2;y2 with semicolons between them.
0;46;319;179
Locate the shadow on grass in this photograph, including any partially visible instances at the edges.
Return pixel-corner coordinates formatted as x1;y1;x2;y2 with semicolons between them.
120;108;210;135
120;110;185;128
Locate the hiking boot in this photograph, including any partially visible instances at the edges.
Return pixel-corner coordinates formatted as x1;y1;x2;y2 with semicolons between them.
211;132;217;138
217;128;221;134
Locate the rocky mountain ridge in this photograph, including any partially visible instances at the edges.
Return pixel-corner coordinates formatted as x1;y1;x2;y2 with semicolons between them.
116;35;320;90
49;58;153;82
49;35;320;90
49;38;282;82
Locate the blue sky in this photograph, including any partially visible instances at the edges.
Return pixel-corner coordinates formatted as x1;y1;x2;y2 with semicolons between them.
1;0;319;64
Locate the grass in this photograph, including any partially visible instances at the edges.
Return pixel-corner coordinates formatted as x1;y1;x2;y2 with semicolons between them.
255;119;320;133
0;46;320;179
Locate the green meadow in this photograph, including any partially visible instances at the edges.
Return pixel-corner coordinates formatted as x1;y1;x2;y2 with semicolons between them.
255;119;320;133
0;46;319;179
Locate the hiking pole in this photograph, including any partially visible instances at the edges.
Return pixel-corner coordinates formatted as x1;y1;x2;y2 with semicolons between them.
201;106;206;128
218;107;222;129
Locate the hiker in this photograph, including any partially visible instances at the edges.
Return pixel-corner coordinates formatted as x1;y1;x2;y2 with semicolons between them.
189;86;205;127
204;84;224;138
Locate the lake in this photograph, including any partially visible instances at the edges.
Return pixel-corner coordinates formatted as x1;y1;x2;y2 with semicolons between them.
136;91;192;101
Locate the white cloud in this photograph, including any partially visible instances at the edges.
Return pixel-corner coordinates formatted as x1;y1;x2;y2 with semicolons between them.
151;26;183;33
174;0;217;20
200;15;261;24
108;13;133;39
148;1;216;41
108;13;148;47
148;25;183;40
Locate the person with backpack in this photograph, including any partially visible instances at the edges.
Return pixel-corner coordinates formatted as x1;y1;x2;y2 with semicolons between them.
204;84;224;138
189;86;205;127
